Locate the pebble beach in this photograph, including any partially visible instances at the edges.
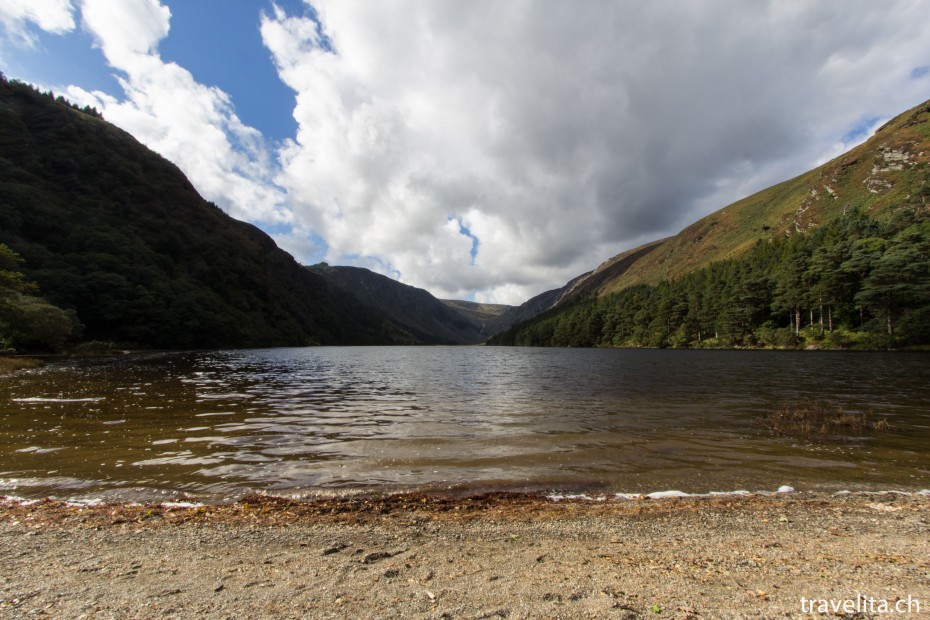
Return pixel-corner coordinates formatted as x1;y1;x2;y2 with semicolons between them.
1;491;928;618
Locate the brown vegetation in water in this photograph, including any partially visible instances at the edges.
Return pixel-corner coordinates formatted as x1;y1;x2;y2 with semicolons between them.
761;403;891;439
0;356;42;375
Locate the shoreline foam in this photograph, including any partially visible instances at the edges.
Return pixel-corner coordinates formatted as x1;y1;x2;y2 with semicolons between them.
3;485;930;513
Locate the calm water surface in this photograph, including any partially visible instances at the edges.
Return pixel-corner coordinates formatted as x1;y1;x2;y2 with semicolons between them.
1;348;928;502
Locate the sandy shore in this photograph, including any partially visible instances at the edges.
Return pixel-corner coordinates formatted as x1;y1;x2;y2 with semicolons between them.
1;492;928;619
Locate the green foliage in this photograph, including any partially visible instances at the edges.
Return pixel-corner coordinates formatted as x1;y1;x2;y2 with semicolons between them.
490;209;930;349
0;74;400;349
0;243;35;299
0;294;78;352
0;244;77;352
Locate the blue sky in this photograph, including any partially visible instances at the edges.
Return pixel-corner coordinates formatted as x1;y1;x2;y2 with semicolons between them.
3;19;116;93
159;1;298;141
2;0;305;141
2;1;930;305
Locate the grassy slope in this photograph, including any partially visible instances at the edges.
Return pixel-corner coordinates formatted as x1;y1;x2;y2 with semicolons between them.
570;98;930;299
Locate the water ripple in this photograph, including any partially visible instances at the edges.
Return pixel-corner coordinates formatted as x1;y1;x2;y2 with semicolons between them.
1;347;928;500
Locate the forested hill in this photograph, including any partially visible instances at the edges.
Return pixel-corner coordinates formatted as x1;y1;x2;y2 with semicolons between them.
491;99;930;349
0;74;396;349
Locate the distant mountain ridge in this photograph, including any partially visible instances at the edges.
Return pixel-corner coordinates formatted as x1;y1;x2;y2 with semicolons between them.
479;270;596;337
309;264;512;344
438;299;512;338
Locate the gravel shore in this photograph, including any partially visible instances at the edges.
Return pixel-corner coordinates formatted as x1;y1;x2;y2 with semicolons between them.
1;492;928;619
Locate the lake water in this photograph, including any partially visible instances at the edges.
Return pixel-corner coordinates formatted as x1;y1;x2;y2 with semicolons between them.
1;347;928;502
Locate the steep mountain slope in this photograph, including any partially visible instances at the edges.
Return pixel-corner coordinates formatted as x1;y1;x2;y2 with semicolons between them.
309;264;491;344
490;97;930;349
0;76;394;348
480;270;595;337
484;240;668;336
557;98;930;301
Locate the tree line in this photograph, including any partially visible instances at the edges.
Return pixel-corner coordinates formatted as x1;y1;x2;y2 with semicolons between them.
489;208;930;349
0;71;102;119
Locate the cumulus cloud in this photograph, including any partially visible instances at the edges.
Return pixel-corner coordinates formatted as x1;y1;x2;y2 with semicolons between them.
64;0;288;225
0;0;75;44
8;1;930;305
261;0;930;304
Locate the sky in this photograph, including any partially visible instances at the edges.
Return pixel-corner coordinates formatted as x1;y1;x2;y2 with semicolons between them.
2;1;930;305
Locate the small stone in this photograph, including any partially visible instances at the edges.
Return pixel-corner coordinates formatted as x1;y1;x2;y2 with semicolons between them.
157;588;182;597
322;543;349;556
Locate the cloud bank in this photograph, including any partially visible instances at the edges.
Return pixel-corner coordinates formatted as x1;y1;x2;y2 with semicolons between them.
260;1;930;303
6;1;930;304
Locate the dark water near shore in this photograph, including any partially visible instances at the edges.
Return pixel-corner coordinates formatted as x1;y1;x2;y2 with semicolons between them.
1;347;928;502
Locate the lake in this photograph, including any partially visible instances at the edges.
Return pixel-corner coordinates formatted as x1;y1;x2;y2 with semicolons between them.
1;347;928;502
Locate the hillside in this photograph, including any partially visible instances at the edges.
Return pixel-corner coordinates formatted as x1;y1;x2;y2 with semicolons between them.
561;98;930;300
309;264;496;345
0;75;396;349
491;98;930;349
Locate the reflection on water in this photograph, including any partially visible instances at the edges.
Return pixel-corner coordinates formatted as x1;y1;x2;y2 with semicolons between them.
0;348;928;501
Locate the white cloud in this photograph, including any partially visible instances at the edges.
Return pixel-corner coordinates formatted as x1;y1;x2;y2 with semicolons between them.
0;0;75;43
7;1;930;306
65;0;288;225
261;0;930;304
80;0;167;59
269;225;324;266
